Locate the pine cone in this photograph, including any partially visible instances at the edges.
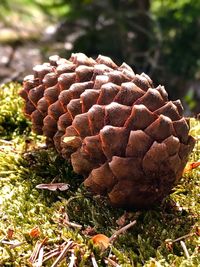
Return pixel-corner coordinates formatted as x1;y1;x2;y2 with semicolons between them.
19;53;195;209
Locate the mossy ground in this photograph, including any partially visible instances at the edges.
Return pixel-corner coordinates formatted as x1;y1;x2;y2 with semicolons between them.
0;83;199;267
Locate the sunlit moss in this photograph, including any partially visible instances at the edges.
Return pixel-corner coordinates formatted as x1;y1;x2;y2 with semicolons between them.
0;82;31;139
0;83;199;266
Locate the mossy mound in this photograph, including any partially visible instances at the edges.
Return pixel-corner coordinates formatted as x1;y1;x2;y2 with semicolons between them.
0;83;199;266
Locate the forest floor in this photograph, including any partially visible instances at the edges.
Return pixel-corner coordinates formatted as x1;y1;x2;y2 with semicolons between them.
0;83;199;266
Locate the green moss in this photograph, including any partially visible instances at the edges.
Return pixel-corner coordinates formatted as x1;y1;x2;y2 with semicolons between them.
0;83;31;139
0;83;199;266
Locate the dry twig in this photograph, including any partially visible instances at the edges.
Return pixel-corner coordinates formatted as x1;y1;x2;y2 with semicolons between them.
1;240;26;249
173;233;195;243
63;220;82;229
104;257;121;267
43;244;66;263
68;249;76;267
180;241;190;259
91;253;99;267
51;240;74;267
10;241;26;249
43;250;61;263
35;246;44;267
29;238;47;264
109;220;137;243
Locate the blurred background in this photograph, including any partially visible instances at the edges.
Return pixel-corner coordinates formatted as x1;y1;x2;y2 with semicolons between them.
0;0;199;114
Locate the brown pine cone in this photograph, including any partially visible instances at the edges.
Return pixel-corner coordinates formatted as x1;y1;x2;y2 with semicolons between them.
19;53;195;209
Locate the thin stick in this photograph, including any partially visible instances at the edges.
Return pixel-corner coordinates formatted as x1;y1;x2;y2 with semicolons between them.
64;221;82;229
43;247;61;260
173;233;194;243
29;237;48;263
43;251;61;263
91;253;98;267
109;220;137;243
43;241;68;263
104;257;121;267
1;240;16;245
29;241;41;263
180;241;190;259
51;241;73;267
68;250;75;267
10;241;26;249
36;246;44;267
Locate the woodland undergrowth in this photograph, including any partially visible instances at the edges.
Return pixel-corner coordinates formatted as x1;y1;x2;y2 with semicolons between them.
0;83;199;266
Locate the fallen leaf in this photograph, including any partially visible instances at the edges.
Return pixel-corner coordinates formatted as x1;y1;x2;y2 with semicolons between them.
36;183;69;191
183;161;200;173
92;234;110;251
7;228;14;239
29;226;41;238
